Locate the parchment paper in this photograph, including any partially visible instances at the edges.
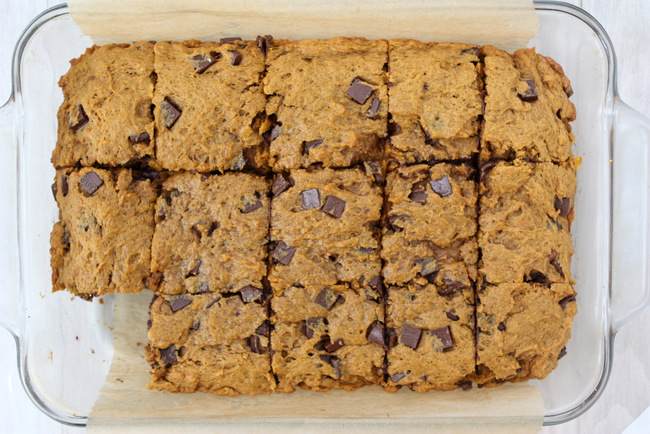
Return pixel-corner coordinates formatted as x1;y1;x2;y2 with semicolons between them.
68;0;538;51
76;1;544;430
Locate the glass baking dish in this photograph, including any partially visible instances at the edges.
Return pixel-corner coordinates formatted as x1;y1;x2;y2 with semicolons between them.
1;1;649;427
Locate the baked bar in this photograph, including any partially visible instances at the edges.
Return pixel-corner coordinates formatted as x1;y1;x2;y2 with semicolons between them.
146;292;274;395
50;168;156;300
153;40;267;171
264;37;388;170
478;160;576;284
52;42;155;167
269;167;382;290
480;46;576;163
384;282;475;391
381;163;478;286
271;284;385;392
150;172;269;295
475;282;577;386
387;40;482;165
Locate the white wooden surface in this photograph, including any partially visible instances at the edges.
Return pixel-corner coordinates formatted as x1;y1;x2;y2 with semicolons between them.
0;1;648;432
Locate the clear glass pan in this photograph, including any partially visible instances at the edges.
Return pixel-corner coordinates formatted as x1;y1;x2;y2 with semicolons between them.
1;1;649;427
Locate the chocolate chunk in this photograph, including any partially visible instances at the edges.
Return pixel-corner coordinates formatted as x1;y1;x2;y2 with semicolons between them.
388;121;403;136
190;320;200;331
161;97;182;129
368;275;383;291
262;123;281;142
68;104;88;131
79;171;104;196
128;132;151;145
319;355;342;377
498;322;506;331
314;287;341;311
461;46;480;57
240;285;262;303
192;51;221;74
302;138;323;155
429;176;453;197
558;346;567;359
186;259;202;277
387;214;407;232
391;372;405;383
220;36;242;44
528;270;550;286
170;295;192;312
400;324;422;349
229;50;242;66
347;78;373;104
304;317;325;338
564;85;574;98
559;294;576;309
364;160;384;183
438;279;466;296
431;326;454;351
256;34;273;55
61;175;69;196
446;310;460;321
458;381;473;391
256;320;271;337
367;97;381;118
241;200;263;214
322;195;346;218
386;328;398;350
366;321;385;347
409;181;428;204
249;335;263;354
301;188;321;209
272;241;296;265
204;296;220;309
272;173;294;197
51;181;58;199
554;197;571;216
518;79;538;102
324;338;344;353
159;345;178;365
479;160;500;182
549;250;565;278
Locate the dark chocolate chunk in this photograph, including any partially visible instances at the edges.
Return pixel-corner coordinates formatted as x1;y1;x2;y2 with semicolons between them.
128;132;151;145
368;275;383;290
564;84;574;98
79;171;104;196
304;317;325;338
429;175;453;197
387;214;407;232
61;175;69;196
558;346;567;359
272;241;296;265
324;338;344;353
192;51;221;74
229;50;242;66
322;195;346;218
388;121;403;136
256;35;273;55
69;104;88;131
386;328;398;350
319;355;342;377
170;295;192;312
301;188;321;209
186;259;202;277
249;335;263;354
528;270;550;286
51;181;58;200
256;320;271;337
461;46;480;57
366;321;385;347
241;200;263;214
262;123;281;142
559;294;576;309
204;296;220;309
240;285;262;303
549;250;565;278
409;181;428;204
498;322;506;331
190;320;201;331
479;160;500;182
367;97;381;118
400;324;422;349
438;279;467;296
314;287;341;311
364;160;384;183
518;79;538;102
431;326;454;351
554;197;571;216
458;381;473;391
159;345;178;365
391;372;405;383
446;310;460;321
347;78;373;104
220;36;242;44
272;173;294;197
302;138;323;155
161;97;182;129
